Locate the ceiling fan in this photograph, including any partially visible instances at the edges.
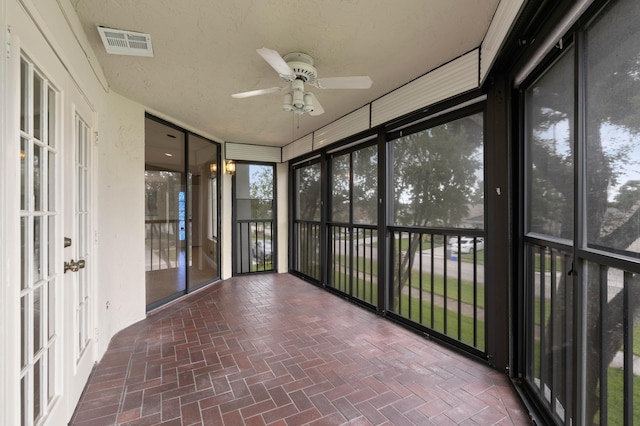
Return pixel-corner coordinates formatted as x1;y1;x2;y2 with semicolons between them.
232;47;373;116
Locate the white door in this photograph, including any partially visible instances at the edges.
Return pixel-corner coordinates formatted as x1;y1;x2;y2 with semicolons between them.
17;44;95;426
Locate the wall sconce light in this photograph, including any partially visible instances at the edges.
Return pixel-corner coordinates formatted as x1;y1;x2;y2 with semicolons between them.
225;160;236;175
209;163;217;173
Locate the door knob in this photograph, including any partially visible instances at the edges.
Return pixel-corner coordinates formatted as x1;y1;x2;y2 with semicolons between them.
64;259;86;273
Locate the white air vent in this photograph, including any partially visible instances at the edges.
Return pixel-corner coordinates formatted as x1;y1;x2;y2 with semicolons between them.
97;26;153;57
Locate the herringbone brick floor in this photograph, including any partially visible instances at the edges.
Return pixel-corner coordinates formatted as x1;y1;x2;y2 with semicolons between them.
69;273;530;425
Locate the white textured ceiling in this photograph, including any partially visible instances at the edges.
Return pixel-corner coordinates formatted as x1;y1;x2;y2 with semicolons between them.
71;0;500;147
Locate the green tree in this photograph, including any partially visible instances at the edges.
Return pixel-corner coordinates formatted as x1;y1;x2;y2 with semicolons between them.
390;114;484;310
249;165;273;219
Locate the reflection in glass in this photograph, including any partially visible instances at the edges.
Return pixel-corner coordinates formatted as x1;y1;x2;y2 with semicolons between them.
33;216;42;283
293;162;322;280
34;286;42;354
145;117;220;307
331;154;350;223
34;144;42;211
585;0;640;256
21;59;27;132
187;134;220;290
391;113;484;228
353;145;377;225
21;138;28;210
33;72;42;141
295;163;321;221
525;49;574;240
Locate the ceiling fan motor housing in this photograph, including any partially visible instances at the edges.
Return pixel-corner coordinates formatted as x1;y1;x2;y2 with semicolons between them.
282;52;317;83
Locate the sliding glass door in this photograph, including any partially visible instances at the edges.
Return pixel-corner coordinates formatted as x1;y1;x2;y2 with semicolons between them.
145;116;220;309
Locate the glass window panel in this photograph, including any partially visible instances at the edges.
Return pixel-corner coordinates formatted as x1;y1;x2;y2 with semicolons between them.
585;0;640;256
21;138;28;211
248;164;274;220
353;145;378;225
34;358;41;422
21;216;28;290
295;163;321;221
21;374;27;426
21;295;28;368
33;286;42;354
48;279;55;339
48;150;55;211
21;59;28;132
48;87;56;147
331;154;350;223
33;144;42;212
48;347;55;402
33;216;42;283
187;134;219;289
33;72;42;141
391;113;484;228
525;49;574;240
47;215;55;278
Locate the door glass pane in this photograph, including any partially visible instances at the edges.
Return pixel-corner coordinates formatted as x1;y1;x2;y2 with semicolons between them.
21;59;28;132
234;163;275;274
21;217;28;290
585;0;640;256
48;87;56;147
33;145;42;211
33;72;42;141
145;118;187;306
33;286;42;354
187;134;219;289
21;138;28;210
34;358;41;422
33;216;42;283
21;295;27;368
48;150;55;212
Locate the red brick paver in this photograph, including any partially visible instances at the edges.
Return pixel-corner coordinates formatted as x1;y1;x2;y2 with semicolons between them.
70;273;530;425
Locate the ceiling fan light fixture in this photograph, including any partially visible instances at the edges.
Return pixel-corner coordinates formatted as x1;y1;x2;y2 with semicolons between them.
303;93;314;112
292;90;304;109
283;93;293;111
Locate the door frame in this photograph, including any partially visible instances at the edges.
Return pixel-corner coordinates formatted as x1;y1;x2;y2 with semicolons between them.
231;161;278;275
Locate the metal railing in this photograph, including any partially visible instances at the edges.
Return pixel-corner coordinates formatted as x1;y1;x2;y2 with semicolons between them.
293;221;321;281
328;224;378;306
236;219;274;273
524;240;640;425
145;219;182;271
389;228;485;351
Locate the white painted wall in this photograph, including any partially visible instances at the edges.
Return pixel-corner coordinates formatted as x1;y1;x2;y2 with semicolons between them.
96;92;147;354
277;162;289;273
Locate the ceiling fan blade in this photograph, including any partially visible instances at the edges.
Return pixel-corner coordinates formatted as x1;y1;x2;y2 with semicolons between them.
307;93;324;116
231;86;283;99
315;76;373;89
256;47;295;80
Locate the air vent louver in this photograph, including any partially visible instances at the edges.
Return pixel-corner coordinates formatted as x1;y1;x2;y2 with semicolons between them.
97;26;153;57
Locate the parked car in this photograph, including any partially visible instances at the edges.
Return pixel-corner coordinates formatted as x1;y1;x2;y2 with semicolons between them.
449;236;484;254
252;240;272;261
